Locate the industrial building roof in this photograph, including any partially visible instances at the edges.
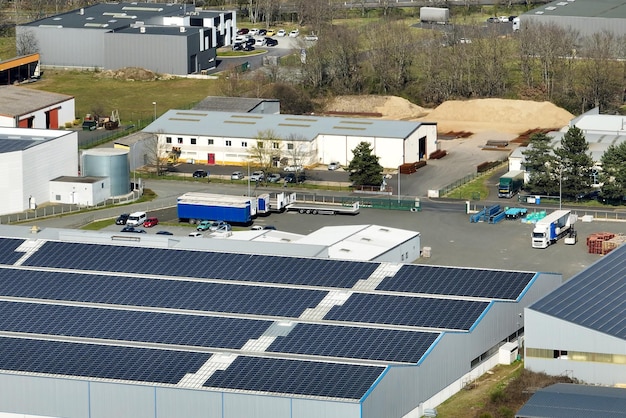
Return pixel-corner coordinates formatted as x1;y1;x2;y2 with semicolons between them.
143;110;426;141
193;97;280;113
531;0;626;19
0;231;539;401
0;128;73;153
529;243;626;340
0;86;73;117
548;131;626;162
516;383;626;418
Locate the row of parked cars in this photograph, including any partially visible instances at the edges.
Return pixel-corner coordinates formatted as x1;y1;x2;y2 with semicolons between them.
116;211;173;235
232;170;305;184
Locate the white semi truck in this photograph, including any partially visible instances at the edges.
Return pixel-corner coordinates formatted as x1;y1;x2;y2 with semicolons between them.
531;210;574;249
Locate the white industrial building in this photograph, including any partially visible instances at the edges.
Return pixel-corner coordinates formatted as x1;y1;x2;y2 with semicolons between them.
143;110;438;168
524;243;626;386
0;85;75;129
0;128;78;215
0;224;561;418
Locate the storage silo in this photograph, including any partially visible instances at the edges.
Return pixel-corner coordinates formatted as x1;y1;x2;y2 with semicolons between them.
81;148;130;196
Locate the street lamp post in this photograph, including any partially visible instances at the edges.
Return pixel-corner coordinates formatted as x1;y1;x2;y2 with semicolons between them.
152;102;157;121
397;166;401;203
559;165;562;210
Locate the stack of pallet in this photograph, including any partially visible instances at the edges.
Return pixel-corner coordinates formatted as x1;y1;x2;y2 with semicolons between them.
601;234;626;255
586;232;623;255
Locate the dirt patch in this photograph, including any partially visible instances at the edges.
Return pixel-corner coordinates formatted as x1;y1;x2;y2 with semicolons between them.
323;95;429;120
94;67;177;81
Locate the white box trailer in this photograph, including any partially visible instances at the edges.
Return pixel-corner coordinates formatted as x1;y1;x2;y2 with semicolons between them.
420;7;449;24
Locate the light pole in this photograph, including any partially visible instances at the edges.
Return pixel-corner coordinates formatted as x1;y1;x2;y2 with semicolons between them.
559;164;562;210
131;143;137;193
152;102;157;121
397;166;401;203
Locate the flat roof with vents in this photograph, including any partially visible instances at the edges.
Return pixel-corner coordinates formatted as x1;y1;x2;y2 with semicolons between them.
144;110;429;141
530;0;626;18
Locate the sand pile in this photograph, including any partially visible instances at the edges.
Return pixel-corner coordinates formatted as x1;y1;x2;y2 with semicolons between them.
420;98;574;134
324;95;429;120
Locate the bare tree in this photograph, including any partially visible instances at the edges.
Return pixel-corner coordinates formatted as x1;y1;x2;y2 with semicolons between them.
284;133;315;169
248;129;283;176
145;130;170;176
15;28;39;56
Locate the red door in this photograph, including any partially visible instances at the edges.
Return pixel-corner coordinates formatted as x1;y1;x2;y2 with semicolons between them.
49;108;59;129
18;118;29;128
207;153;215;165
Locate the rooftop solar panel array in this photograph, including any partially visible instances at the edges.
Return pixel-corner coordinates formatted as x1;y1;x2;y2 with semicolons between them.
529;244;626;339
0;238;25;265
204;356;385;400
0;336;210;384
0;268;326;317
23;241;378;288
377;265;535;300
325;294;489;330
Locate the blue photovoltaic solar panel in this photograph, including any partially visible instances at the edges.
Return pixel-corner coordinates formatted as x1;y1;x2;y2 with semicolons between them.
325;294;489;330
0;336;210;384
0;301;270;349
267;323;439;363
0;268;327;317
377;265;535;300
23;241;379;288
530;244;626;340
204;356;385;400
0;238;25;265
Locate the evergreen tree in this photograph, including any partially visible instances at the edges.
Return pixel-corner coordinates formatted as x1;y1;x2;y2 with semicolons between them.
522;133;557;196
554;126;593;199
348;142;384;186
599;142;626;203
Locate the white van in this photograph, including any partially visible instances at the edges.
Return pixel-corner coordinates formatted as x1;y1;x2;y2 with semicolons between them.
126;211;146;227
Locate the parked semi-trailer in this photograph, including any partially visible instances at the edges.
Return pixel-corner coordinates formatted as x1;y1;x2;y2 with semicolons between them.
286;201;360;215
420;7;449;24
531;210;573;249
177;192;258;225
498;170;525;198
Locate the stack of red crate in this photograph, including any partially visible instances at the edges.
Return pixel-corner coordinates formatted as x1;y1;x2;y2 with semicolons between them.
586;232;615;254
602;234;626;255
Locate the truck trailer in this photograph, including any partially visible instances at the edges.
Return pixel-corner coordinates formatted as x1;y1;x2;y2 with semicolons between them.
286;201;360;215
498;170;525;198
177;192;257;225
531;210;573;249
420;7;449;24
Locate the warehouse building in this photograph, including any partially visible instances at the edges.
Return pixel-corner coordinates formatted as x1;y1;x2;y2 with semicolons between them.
0;85;75;129
519;0;626;37
0;225;561;418
524;243;626;386
143;110;438;168
17;2;236;75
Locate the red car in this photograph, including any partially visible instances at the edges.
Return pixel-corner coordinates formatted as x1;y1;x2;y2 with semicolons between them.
143;217;158;228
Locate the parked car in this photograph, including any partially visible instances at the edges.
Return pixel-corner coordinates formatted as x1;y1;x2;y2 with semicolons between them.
304;33;318;41
283;165;303;172
251;225;276;230
285;172;306;183
196;220;213;231
265;37;278;47
486;17;499;23
250;171;265;181
143;217;159;228
289;29;299;37
156;230;173;235
248;28;259;36
242;44;255;52
209;221;229;232
236;28;249;35
263;225;277;230
258;29;267;36
459;38;472;44
254;37;265;46
328;162;340;171
231;171;244;180
267;173;281;183
115;213;130;225
193;169;208;178
188;231;203;237
265;29;276;37
121;226;146;233
276;29;286;37
212;223;232;233
498;16;509;23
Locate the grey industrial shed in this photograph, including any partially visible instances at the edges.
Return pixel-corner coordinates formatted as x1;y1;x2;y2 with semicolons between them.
17;2;235;74
524;243;626;386
0;226;562;418
520;0;626;37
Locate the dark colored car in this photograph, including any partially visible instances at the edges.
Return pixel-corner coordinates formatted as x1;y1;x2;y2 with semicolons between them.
265;37;278;47
263;225;277;230
143;217;159;228
285;172;306;183
115;213;130;225
156;230;173;235
243;44;255;51
121;226;146;233
193;170;208;178
258;29;267;36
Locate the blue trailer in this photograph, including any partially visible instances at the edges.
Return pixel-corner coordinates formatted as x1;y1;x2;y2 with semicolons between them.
177;192;255;225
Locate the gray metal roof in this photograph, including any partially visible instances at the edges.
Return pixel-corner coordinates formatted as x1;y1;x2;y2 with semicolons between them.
143;110;426;141
51;176;105;184
529;0;626;19
22;2;190;30
193;97;279;113
516;383;626;418
548;131;626;162
0;86;73;117
528;243;626;340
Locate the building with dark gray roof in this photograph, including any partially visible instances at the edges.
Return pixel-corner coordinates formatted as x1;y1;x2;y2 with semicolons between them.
519;0;626;37
524;242;626;386
17;2;236;75
193;96;280;114
516;383;626;418
0;225;562;418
